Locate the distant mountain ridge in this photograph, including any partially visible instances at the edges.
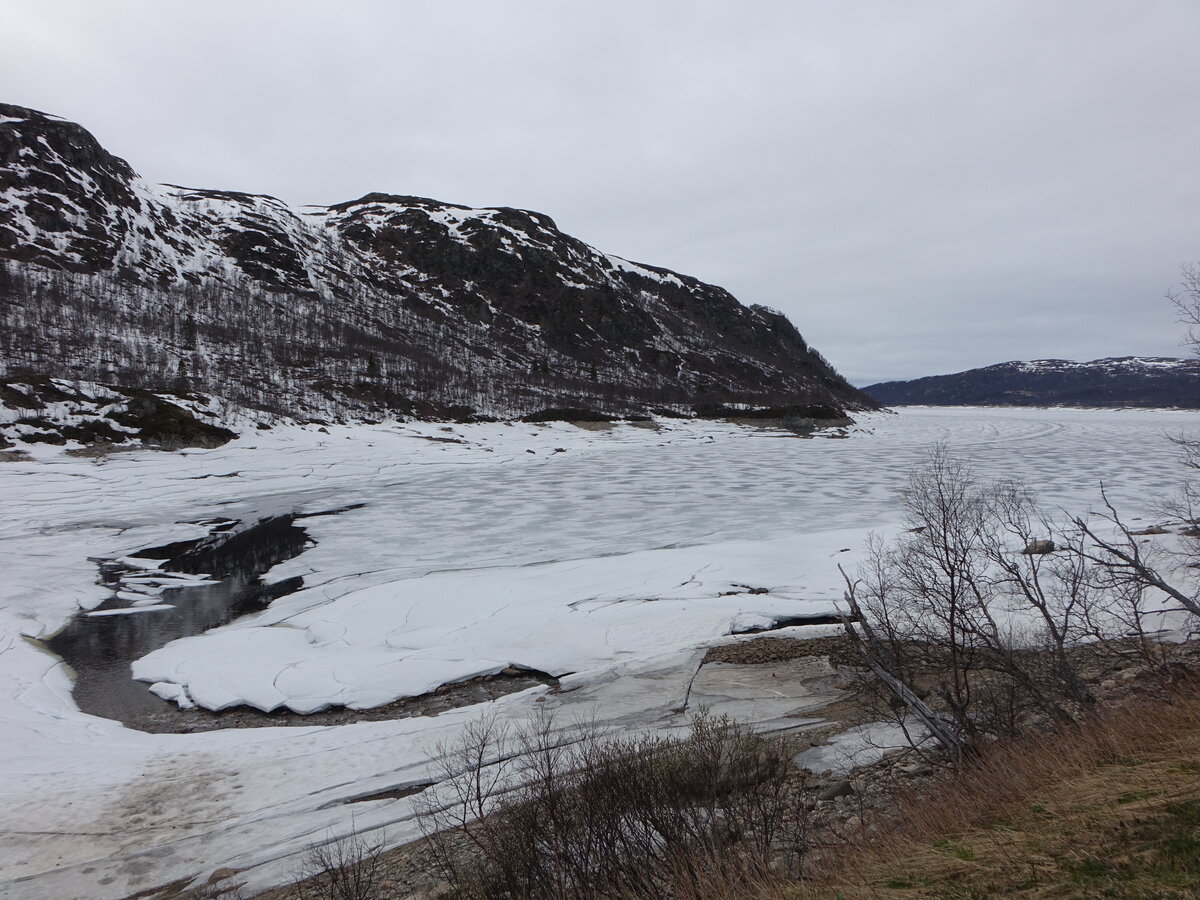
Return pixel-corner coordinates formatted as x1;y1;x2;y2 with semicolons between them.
0;103;874;421
864;357;1200;408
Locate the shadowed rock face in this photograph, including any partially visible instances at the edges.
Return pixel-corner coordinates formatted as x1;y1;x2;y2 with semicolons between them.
0;105;137;270
0;102;876;420
864;357;1200;409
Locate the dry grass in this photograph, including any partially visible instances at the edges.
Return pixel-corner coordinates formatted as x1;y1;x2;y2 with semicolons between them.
417;711;817;899
791;692;1200;898
263;681;1200;899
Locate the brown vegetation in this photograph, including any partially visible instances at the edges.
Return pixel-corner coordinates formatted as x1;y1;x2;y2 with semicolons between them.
793;690;1200;898
414;711;815;899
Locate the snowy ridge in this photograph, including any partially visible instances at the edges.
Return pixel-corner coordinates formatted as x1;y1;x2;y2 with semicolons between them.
865;356;1200;409
1011;356;1193;374
0;102;874;420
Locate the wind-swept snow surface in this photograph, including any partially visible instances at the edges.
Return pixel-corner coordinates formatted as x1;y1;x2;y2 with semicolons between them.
0;408;1196;898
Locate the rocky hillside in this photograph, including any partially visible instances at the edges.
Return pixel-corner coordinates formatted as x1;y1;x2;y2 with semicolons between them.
864;357;1200;408
0;103;873;421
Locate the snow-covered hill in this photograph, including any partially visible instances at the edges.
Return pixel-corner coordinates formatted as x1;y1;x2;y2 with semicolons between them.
864;357;1200;408
0;103;873;421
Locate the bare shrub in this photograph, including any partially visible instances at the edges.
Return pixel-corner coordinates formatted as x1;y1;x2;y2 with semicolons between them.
1074;488;1200;622
416;709;812;898
182;879;247;900
1168;260;1200;359
839;443;1200;763
291;825;387;900
839;448;1110;762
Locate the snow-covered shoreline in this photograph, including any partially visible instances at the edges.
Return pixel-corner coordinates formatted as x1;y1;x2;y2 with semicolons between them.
1;407;1196;899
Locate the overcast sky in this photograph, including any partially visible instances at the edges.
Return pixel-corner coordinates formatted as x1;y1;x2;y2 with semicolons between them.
4;1;1199;384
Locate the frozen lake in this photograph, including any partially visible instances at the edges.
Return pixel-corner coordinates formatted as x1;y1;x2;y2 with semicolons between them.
0;406;1196;898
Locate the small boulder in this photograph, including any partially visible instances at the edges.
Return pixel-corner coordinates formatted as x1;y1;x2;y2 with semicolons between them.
1021;539;1056;555
818;780;854;801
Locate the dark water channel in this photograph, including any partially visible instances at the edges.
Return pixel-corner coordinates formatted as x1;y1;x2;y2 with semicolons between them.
41;504;825;734
43;507;556;733
44;515;310;729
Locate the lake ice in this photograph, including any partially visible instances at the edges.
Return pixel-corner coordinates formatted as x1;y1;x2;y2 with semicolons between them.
0;406;1195;899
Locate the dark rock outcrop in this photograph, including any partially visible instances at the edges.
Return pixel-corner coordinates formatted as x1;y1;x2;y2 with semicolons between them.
0;378;236;449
